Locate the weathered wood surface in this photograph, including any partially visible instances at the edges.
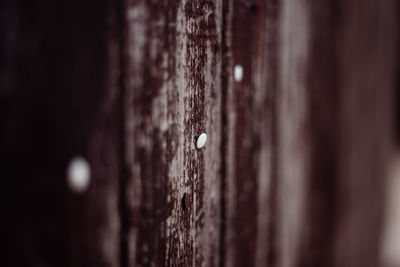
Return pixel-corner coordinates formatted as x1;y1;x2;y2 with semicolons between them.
122;0;222;266
0;0;399;266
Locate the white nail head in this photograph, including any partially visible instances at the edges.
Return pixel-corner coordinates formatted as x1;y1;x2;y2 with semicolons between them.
196;133;207;149
67;156;91;193
234;64;244;82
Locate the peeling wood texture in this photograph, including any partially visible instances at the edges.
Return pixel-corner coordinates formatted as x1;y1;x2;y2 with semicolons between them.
123;0;222;266
1;0;400;266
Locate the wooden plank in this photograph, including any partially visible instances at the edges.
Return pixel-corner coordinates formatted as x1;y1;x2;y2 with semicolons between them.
276;1;312;266
1;0;398;266
224;0;399;267
0;0;122;266
275;0;399;267
332;1;398;266
122;0;222;265
223;0;280;265
67;0;122;266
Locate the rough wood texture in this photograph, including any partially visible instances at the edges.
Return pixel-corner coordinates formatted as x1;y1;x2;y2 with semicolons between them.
1;0;399;266
123;0;222;266
0;0;121;266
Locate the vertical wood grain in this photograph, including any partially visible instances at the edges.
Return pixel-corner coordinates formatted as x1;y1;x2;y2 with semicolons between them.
1;0;399;266
275;1;399;267
223;0;279;266
276;1;311;266
123;0;222;265
333;1;398;266
224;0;399;267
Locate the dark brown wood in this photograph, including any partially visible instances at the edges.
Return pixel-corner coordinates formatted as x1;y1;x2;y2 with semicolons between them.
1;0;399;266
0;0;121;266
122;0;222;266
224;0;399;267
223;0;279;266
275;0;399;267
67;0;122;265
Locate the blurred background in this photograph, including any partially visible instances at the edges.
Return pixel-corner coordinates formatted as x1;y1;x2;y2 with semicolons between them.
0;0;399;266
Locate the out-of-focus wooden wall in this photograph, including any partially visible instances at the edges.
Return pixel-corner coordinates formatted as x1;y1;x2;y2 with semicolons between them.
0;0;398;266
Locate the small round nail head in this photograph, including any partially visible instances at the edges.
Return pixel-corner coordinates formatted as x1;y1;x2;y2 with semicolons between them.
196;133;207;149
234;65;244;82
67;156;91;193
